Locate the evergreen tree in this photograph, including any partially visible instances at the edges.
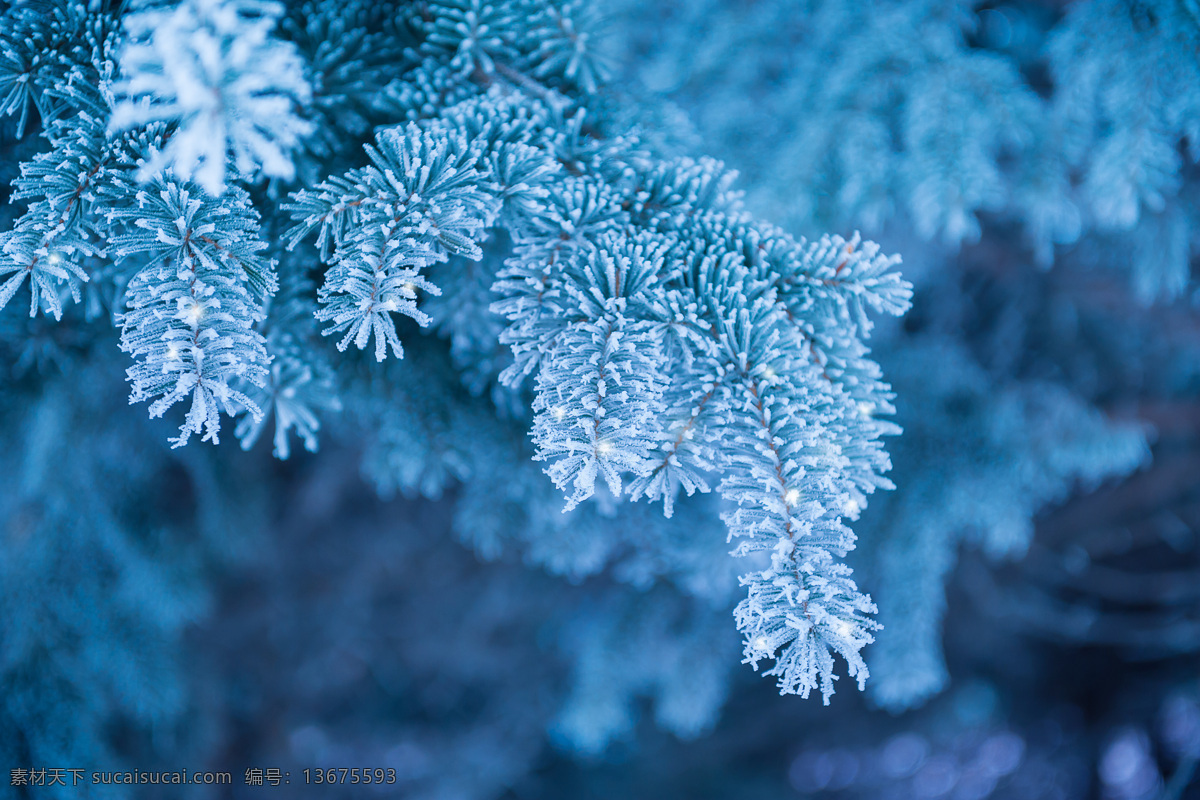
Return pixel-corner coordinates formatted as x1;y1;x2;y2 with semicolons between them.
1;0;1198;796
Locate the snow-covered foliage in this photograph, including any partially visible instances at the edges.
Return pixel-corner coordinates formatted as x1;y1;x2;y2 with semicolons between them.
111;0;314;194
288;89;912;698
1;0;1196;793
1;0;914;715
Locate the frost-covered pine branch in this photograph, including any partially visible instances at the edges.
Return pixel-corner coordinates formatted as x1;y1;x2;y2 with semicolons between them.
111;182;274;447
283;79;911;697
111;0;314;195
2;0;914;707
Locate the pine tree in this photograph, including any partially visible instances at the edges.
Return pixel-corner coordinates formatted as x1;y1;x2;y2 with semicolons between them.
2;0;1198;792
0;0;912;766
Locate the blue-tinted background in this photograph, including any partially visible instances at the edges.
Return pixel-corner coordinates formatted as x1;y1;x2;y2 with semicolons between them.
2;0;1199;798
